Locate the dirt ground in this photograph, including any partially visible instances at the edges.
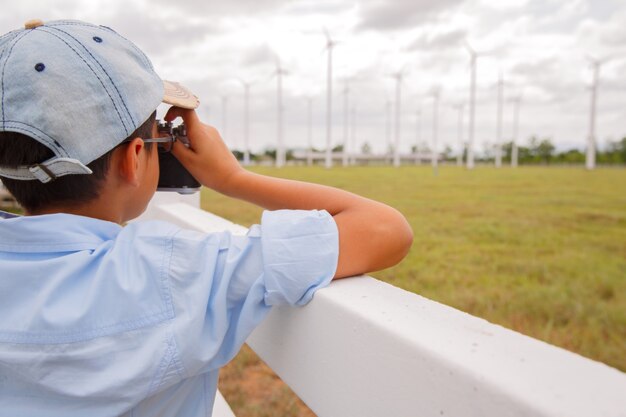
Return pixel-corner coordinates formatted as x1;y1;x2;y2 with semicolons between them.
218;344;316;417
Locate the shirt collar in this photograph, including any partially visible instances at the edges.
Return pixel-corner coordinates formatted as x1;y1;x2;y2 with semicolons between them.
0;213;122;252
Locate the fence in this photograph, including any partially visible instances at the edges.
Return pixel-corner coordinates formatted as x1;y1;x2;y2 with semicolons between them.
138;192;626;417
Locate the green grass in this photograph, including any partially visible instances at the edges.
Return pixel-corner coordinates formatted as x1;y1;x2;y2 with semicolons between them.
204;165;626;372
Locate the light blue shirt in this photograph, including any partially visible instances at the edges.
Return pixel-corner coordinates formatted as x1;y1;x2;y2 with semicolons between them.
0;209;338;416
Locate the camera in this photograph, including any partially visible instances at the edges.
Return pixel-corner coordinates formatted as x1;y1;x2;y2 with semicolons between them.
156;120;201;194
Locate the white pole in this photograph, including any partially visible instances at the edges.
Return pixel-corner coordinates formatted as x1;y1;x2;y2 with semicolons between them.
276;67;284;168
455;104;464;167
415;108;422;165
496;74;504;168
467;53;477;170
243;84;250;166
221;96;229;147
342;82;349;167
393;74;402;168
587;61;600;170
385;100;392;162
432;91;439;175
325;43;333;169
307;98;313;167
350;105;357;165
511;97;521;168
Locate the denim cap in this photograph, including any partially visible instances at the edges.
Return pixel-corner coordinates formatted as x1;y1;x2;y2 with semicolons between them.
0;19;199;183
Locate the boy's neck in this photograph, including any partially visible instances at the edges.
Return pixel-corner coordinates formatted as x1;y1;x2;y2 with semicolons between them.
27;203;125;224
26;185;131;225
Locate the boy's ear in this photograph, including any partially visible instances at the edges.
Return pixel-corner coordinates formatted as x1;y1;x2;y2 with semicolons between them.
116;138;145;187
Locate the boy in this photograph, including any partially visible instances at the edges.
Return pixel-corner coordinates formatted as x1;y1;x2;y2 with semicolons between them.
0;19;412;416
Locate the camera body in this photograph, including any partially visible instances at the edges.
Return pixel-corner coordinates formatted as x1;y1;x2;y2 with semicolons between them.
156;121;201;194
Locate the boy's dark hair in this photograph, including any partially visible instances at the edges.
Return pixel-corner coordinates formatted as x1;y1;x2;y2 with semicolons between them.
0;112;156;213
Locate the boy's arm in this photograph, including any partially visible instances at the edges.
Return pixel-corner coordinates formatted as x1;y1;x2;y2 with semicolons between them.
165;108;413;279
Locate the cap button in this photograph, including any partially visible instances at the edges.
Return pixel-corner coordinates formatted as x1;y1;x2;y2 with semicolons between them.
24;19;44;29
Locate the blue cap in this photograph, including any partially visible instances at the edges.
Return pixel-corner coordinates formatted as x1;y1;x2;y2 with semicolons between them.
0;19;199;183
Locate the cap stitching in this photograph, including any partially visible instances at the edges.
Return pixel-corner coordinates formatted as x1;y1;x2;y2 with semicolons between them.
0;29;21;44
37;27;130;135
1;30;32;129
49;26;136;128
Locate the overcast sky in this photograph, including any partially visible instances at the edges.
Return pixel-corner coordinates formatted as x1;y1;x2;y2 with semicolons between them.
2;0;625;155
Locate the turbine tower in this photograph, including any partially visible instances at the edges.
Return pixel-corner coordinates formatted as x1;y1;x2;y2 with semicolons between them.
221;95;229;148
385;100;392;161
350;105;357;165
452;103;464;166
586;56;611;170
510;95;522;168
391;70;405;168
274;57;288;168
307;97;313;166
324;29;338;169
430;88;441;174
464;41;488;170
238;79;253;166
495;73;504;168
414;106;422;165
342;80;350;167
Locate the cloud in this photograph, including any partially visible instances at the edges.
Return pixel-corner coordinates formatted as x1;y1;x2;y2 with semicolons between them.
148;0;286;16
509;57;583;104
241;44;275;67
408;28;467;50
357;0;465;31
97;5;213;58
283;0;352;16
598;9;626;47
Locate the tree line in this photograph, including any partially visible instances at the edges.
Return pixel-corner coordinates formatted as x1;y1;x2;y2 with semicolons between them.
231;137;626;166
495;137;626;165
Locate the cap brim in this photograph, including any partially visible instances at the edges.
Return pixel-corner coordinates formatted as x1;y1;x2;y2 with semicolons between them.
162;80;200;109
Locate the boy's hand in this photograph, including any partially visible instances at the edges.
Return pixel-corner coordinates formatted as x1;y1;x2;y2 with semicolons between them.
164;107;243;193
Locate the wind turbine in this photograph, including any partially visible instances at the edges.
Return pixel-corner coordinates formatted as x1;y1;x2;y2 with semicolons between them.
220;95;231;149
324;28;339;169
238;79;254;166
586;55;611;170
273;56;288;168
342;80;350;166
430;88;441;175
391;69;406;168
452;103;464;166
414;106;422;165
464;41;489;170
307;97;313;166
350;105;357;165
495;73;504;168
509;95;522;168
385;99;392;161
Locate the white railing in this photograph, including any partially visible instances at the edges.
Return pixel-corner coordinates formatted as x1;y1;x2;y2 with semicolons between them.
138;193;626;417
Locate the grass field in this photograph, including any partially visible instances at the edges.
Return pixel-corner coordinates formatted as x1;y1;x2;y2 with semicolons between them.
209;165;626;416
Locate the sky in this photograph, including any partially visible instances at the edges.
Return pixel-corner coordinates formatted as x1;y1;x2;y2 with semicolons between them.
1;0;625;155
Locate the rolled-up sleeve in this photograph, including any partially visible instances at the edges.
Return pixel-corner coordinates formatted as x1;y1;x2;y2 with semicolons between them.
260;209;338;306
168;209;339;375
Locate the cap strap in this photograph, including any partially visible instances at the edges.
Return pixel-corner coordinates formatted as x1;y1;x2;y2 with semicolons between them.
0;157;92;183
